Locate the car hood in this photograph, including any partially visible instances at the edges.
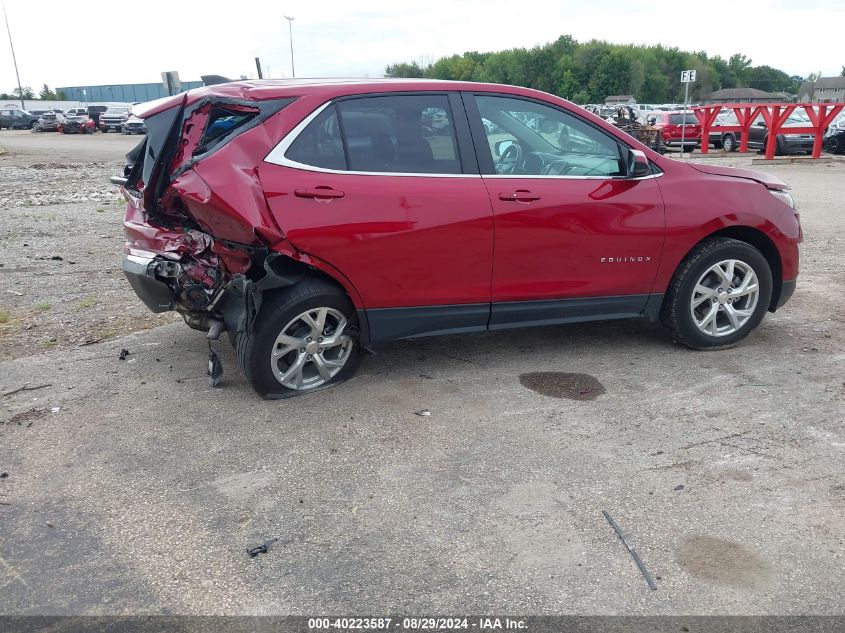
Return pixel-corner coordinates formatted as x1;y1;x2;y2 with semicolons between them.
687;162;788;191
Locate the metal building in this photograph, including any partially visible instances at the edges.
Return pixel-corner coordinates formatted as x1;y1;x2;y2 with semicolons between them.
56;81;205;103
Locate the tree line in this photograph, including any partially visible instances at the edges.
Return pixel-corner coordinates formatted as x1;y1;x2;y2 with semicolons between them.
385;36;820;103
0;84;66;101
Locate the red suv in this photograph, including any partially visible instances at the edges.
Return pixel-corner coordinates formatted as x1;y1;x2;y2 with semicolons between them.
114;80;800;398
648;111;701;152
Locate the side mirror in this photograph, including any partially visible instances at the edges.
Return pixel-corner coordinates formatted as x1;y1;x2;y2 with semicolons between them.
495;139;513;157
625;148;650;178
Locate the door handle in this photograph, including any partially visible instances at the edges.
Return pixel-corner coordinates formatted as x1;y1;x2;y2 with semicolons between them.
499;190;541;202
294;187;345;200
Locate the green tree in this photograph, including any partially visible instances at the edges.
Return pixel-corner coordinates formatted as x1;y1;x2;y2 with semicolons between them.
385;36;798;104
12;86;34;99
840;66;845;78
384;62;426;78
39;83;57;100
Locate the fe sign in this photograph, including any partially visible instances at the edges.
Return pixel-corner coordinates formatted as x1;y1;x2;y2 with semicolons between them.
681;69;697;83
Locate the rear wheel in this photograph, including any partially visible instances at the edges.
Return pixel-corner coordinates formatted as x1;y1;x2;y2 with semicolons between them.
722;134;736;152
661;238;773;350
684;145;696;153
242;279;362;398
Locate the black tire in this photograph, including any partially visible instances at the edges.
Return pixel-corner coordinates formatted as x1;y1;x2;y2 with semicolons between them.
684;145;696;153
722;134;736;152
29;120;37;129
661;237;773;350
242;278;362;398
712;140;722;149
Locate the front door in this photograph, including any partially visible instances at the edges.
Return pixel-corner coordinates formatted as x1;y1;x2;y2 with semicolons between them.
260;92;494;340
467;94;666;326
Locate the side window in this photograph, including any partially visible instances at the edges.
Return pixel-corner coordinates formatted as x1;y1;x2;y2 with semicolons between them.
475;95;623;177
285;105;346;171
336;94;461;174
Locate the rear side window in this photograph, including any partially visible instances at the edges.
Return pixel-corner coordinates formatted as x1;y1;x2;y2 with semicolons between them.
283;93;462;175
286;105;346;170
337;94;460;174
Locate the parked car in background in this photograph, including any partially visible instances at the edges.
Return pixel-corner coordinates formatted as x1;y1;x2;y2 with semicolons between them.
746;113;814;155
100;106;132;133
34;111;64;132
58;114;96;134
823;111;845;154
647;111;700;151
709;110;739;151
121;115;147;135
0;108;39;129
114;79;800;398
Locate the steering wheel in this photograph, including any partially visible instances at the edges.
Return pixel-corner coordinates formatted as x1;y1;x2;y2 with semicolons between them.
496;142;523;174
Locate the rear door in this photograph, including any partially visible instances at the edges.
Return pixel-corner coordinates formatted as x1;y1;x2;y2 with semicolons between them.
260;92;494;340
465;93;665;327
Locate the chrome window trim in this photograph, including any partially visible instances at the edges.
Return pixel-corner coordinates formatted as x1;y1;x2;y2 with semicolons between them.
263;99;479;179
481;172;663;181
264;98;663;182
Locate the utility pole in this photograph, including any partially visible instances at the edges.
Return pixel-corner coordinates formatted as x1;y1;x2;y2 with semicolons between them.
284;15;295;78
2;1;25;109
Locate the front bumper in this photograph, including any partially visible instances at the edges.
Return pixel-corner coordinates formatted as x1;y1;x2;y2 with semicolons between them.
775;279;796;310
121;253;176;313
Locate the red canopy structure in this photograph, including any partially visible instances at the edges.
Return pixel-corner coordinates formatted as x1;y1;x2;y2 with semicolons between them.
692;103;844;159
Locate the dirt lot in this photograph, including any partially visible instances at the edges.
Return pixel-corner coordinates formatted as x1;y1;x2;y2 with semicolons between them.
1;130;844;615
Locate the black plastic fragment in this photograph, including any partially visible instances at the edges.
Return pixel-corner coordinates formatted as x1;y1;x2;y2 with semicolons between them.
247;538;278;558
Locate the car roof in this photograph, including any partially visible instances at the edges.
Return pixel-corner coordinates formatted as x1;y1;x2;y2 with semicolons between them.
136;78;571;118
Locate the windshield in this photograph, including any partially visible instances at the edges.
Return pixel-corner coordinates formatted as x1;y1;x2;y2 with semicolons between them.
106;107;129;114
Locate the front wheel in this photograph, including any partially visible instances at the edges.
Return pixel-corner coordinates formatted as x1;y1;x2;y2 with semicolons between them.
722;134;736;152
242;279;362;398
661;238;773;350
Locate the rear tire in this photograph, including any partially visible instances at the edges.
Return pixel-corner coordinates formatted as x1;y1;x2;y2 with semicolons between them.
661;238;773;350
242;279;362;398
722;134;736;152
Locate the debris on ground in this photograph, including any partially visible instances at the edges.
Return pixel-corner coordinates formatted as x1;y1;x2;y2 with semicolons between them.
602;510;658;591
2;383;52;398
0;472;8;479
247;537;279;558
50;407;61;413
414;409;431;417
674;484;685;491
118;349;130;360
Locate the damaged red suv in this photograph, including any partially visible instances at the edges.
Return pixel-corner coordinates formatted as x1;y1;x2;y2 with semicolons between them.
115;79;801;398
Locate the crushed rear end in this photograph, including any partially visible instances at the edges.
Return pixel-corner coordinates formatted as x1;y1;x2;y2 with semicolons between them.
114;90;300;363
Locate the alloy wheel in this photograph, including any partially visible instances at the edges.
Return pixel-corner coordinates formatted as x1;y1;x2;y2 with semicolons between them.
689;259;759;337
270;307;354;390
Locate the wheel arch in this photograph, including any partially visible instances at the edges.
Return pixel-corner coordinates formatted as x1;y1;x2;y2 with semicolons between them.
672;225;783;312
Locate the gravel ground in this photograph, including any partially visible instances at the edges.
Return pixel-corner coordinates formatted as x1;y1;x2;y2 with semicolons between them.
0;132;843;616
0;135;177;361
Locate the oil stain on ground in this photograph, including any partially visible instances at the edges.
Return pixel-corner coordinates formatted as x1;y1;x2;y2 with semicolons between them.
675;535;774;590
519;372;606;400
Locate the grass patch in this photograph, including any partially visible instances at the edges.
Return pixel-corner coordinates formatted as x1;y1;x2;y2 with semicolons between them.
78;297;98;309
34;302;51;312
39;338;57;348
0;310;10;324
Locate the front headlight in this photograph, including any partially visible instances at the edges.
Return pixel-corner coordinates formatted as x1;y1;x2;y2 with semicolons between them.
769;189;796;209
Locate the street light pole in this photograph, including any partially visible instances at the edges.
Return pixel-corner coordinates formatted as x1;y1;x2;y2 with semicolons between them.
284;15;295;78
2;1;25;109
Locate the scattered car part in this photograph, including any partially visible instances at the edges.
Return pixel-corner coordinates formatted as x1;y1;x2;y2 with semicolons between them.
247;537;278;558
602;510;657;590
